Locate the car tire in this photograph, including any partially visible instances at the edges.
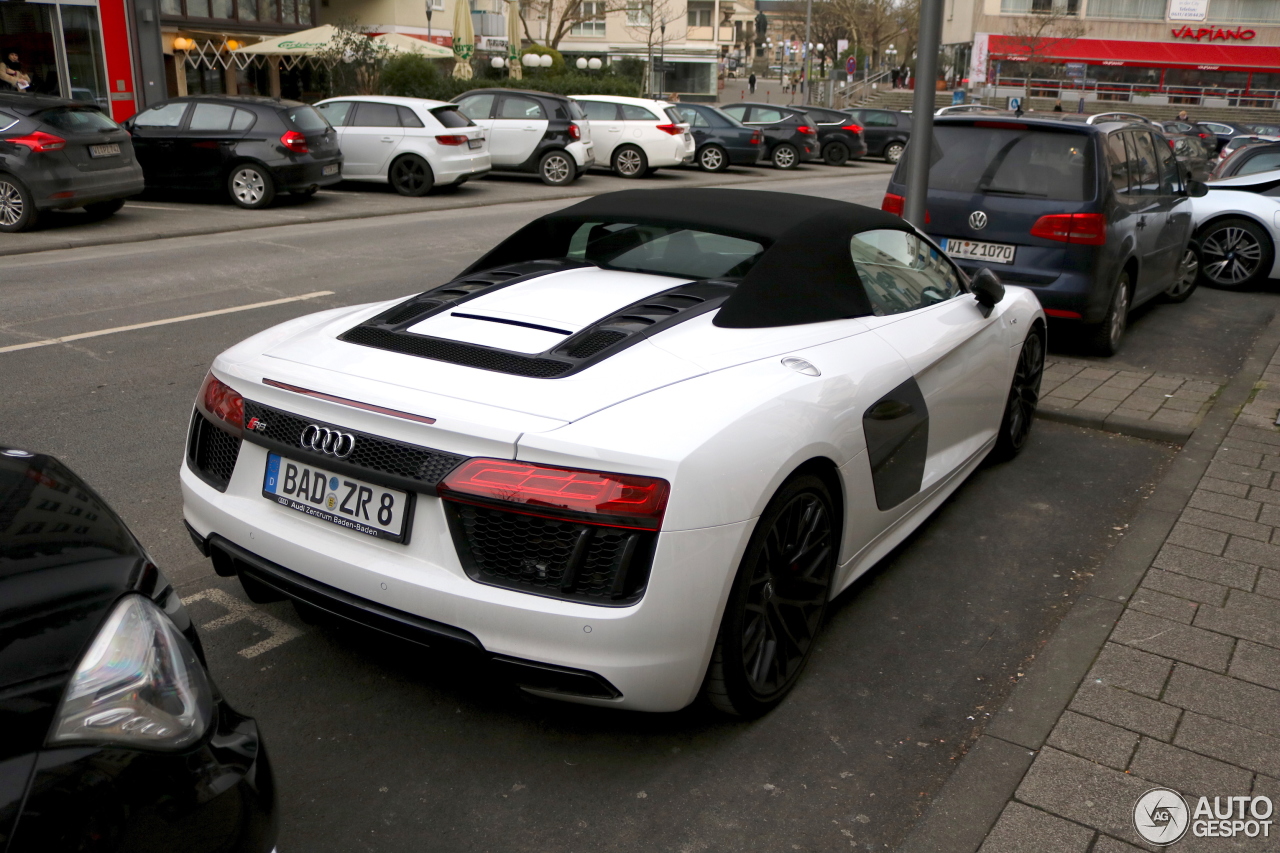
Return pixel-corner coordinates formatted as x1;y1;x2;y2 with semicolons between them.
538;150;575;186
1162;246;1200;303
83;198;126;219
0;174;39;232
227;163;276;209
771;143;799;170
1196;217;1273;290
992;324;1045;461
884;141;905;164
389;154;434;197
822;141;849;166
613;145;648;178
290;186;319;198
698;144;729;172
1086;270;1131;357
704;473;838;718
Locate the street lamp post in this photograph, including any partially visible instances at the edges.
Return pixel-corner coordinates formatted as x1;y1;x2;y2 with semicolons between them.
902;0;943;228
424;0;432;42
659;19;666;99
802;0;812;104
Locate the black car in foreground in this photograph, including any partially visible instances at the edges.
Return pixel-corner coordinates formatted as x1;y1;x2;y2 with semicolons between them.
124;95;342;208
0;92;143;232
794;105;867;166
0;445;276;852
885;115;1204;355
669;103;763;171
717;102;819;169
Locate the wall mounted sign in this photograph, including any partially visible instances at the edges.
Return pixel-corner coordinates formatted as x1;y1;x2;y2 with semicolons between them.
1167;0;1208;21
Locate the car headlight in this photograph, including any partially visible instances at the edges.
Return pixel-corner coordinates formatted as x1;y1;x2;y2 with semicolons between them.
48;594;214;750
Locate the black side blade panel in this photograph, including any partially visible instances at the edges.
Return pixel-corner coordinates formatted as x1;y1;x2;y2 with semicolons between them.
863;378;929;511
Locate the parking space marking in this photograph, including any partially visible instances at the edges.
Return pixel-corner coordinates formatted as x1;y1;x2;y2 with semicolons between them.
183;588;304;658
0;290;334;354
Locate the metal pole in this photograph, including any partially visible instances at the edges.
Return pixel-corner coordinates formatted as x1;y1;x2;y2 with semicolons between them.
903;0;943;228
802;0;812;104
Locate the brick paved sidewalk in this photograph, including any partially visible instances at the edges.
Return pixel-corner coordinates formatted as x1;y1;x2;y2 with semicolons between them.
1041;360;1223;433
978;347;1280;852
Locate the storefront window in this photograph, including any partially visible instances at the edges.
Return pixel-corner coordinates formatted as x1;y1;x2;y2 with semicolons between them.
663;61;712;95
1206;0;1280;23
0;3;60;97
161;0;182;13
60;5;107;109
1086;0;1163;19
240;0;259;21
1165;68;1250;89
164;0;310;24
211;0;234;18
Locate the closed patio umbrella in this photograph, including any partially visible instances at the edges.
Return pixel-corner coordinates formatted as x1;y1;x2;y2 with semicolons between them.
506;0;522;80
452;0;475;79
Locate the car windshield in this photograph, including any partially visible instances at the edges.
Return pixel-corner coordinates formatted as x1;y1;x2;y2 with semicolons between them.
36;106;118;133
285;105;329;132
914;125;1095;201
566;221;764;279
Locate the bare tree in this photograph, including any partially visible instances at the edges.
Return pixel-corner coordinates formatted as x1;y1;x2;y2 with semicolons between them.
317;18;393;95
622;0;679;95
1003;2;1085;100
520;0;631;50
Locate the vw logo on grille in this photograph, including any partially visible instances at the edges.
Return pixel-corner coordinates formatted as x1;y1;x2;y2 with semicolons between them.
300;424;355;459
969;210;989;230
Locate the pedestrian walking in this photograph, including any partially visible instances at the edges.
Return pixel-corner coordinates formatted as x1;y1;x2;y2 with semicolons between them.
1177;109;1190;121
748;72;756;94
891;67;900;88
1053;98;1063;112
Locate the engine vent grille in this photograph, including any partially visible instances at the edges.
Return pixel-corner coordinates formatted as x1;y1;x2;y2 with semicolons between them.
445;503;655;606
187;412;241;492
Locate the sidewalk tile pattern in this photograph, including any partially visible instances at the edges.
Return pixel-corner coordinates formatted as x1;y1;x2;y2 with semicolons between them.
1041;360;1222;429
978;347;1280;852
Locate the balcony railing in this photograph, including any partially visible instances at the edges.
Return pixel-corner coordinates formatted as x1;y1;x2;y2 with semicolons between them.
989;74;1280;109
471;11;506;37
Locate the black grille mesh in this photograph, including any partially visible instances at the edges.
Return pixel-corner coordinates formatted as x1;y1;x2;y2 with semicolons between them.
449;504;653;605
563;330;626;359
189;414;241;492
341;327;573;378
243;400;465;488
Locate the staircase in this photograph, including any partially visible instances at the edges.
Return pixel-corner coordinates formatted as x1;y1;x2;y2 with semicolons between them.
851;88;1280;125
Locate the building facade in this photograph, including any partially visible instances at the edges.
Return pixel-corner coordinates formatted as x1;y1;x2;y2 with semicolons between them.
946;0;1280;106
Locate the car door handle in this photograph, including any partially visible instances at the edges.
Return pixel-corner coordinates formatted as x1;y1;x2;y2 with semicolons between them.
381;136;395;142
1137;216;1147;228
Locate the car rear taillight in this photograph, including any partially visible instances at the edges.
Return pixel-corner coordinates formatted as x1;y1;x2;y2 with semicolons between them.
1030;213;1107;246
655;123;683;136
1167;137;1177;149
436;134;468;145
439;458;670;530
280;130;308;153
880;192;930;223
8;131;66;152
749;130;763;144
568;122;581;140
797;125;816;135
841;123;863;134
197;373;244;436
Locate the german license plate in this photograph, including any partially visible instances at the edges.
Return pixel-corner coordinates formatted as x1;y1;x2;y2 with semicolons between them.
89;143;120;158
941;238;1016;264
262;453;410;542
322;163;339;176
468;137;483;149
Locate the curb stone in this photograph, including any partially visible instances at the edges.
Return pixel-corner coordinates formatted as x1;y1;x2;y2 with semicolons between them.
897;310;1280;853
1036;404;1194;445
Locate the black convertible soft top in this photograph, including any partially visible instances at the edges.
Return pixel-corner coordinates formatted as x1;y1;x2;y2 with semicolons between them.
460;188;912;327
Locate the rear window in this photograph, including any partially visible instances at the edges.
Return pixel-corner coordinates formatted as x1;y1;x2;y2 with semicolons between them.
432;106;473;128
1240;151;1280;176
913;125;1095;201
37;106;118;133
566;221;764;279
285;105;330;132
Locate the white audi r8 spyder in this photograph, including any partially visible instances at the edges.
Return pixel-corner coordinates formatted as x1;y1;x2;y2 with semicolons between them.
181;189;1047;716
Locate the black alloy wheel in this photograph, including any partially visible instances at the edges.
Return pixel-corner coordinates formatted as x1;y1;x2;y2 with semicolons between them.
390;154;434;197
1197;217;1273;290
0;174;38;232
613;145;648;178
1163;247;1199;303
771;143;799;170
83;198;125;219
823;141;849;166
538;150;575;186
1086;271;1131;356
993;326;1045;461
705;474;837;717
698;144;728;172
883;141;905;164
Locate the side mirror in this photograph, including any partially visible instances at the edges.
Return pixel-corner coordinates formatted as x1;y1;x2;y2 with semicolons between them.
1186;179;1208;198
971;268;1005;309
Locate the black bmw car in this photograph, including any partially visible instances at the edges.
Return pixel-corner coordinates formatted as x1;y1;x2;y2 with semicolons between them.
124;95;342;209
669;103;763;172
0;92;143;232
0;446;276;852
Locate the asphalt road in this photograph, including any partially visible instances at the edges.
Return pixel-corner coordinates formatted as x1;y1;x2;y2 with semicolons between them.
0;168;1272;852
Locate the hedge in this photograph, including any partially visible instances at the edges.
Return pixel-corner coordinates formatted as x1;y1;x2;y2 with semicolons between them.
380;54;642;101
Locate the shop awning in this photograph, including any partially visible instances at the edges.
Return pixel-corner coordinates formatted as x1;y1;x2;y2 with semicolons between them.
987;34;1280;71
230;26;453;58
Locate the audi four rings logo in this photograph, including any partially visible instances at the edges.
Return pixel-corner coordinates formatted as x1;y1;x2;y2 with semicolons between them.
969;210;988;230
300;425;356;459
